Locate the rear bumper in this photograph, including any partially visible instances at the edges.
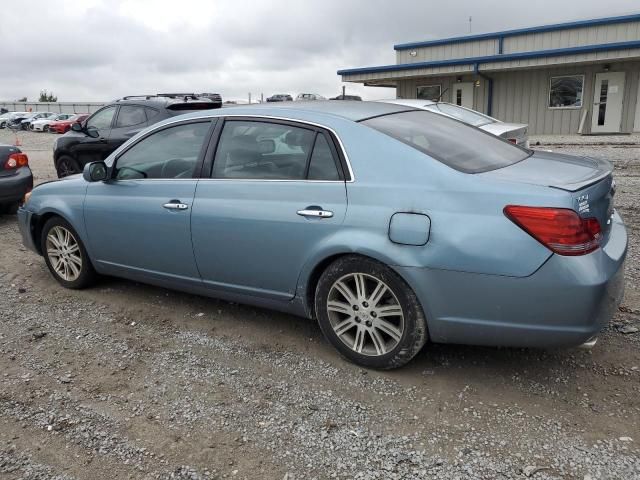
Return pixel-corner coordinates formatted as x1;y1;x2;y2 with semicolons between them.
0;167;33;204
397;211;627;348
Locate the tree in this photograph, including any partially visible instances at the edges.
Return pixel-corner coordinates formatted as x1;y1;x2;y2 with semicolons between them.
17;97;27;102
39;90;58;102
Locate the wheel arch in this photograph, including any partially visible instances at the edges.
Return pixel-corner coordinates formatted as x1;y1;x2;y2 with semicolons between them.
30;208;88;256
299;249;430;323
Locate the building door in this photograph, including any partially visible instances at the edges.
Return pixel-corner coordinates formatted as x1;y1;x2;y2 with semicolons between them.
591;72;625;134
452;83;474;109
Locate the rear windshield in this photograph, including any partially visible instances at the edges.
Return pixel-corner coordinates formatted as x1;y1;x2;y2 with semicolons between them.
362;110;530;173
424;103;494;127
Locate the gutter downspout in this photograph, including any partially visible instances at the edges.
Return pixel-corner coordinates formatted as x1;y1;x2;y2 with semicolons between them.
474;63;493;117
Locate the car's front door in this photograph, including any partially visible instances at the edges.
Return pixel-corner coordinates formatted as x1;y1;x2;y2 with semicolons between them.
84;120;214;285
191;118;349;301
71;105;118;166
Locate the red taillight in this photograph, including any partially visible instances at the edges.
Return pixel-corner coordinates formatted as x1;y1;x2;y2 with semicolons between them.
504;205;601;256
5;153;29;169
506;138;517;144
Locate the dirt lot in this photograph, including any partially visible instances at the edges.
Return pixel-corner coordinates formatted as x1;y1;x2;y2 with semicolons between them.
1;129;639;480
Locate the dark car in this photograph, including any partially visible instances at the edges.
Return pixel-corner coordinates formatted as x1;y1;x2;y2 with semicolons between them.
0;144;33;214
53;94;220;177
331;94;363;101
266;94;293;102
198;93;223;108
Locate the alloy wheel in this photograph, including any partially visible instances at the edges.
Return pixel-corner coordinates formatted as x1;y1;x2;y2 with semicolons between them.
326;273;405;356
46;226;83;281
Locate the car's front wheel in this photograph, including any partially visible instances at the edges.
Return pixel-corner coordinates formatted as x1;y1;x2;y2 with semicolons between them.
315;255;427;369
41;217;96;289
43;125;49;132
56;155;81;178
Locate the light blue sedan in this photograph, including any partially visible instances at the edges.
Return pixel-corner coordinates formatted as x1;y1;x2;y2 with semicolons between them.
17;102;627;369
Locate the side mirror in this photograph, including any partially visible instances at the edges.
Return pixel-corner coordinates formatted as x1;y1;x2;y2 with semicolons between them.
70;123;83;133
86;125;100;138
83;161;108;182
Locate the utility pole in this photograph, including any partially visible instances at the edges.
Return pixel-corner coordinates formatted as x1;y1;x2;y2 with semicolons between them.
342;85;346;99
248;92;251;104
469;16;472;33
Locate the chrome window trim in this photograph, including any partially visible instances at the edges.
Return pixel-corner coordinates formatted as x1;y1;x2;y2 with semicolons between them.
114;113;355;183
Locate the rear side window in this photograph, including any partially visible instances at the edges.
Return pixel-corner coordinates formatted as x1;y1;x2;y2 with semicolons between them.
212;121;315;180
115;105;147;128
362;110;530;173
308;134;340;180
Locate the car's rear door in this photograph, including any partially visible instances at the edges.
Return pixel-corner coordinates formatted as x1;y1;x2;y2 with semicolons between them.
106;104;151;154
191;117;349;301
84;119;215;285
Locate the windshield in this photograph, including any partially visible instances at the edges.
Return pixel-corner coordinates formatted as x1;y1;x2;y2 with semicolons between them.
424;103;495;127
362;110;531;174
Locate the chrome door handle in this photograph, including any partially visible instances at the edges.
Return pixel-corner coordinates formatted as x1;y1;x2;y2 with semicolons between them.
163;202;189;210
297;209;333;218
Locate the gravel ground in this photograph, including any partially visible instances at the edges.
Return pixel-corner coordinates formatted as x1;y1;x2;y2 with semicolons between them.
1;129;639;480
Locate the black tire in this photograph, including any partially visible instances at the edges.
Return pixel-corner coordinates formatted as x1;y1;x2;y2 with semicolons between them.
315;255;428;370
56;155;81;178
41;216;97;289
43;125;49;132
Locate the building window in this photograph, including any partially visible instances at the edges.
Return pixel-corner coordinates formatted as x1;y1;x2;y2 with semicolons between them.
548;75;584;108
417;85;441;101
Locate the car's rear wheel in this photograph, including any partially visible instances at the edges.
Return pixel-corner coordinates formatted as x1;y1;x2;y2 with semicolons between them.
56;155;81;178
315;255;427;369
41;217;96;289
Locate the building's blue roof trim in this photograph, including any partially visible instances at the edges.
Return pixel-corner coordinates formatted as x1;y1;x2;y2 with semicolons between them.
338;40;640;76
394;13;640;51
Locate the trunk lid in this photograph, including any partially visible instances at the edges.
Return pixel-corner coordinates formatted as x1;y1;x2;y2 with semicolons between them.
481;150;615;234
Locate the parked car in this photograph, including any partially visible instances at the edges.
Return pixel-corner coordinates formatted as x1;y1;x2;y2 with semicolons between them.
19;102;626;369
379;99;529;147
296;93;326;101
331;94;362;101
197;93;223;108
0;112;26;129
49;114;89;135
52;94;220;177
19;112;56;130
267;94;293;102
0;144;32;214
31;113;75;132
4;112;32;129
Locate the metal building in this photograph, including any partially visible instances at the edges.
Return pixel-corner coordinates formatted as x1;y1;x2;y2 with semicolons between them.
338;14;640;135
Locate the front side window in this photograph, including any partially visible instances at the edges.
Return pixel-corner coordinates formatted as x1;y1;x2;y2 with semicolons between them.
114;122;210;180
212;120;317;180
115;105;147;128
417;85;441;101
86;106;117;130
549;75;584;108
362;110;530;174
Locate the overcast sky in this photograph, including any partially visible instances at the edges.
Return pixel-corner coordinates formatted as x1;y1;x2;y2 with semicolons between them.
1;0;638;102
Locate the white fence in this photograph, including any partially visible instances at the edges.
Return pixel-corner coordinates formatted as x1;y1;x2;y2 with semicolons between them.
0;101;105;114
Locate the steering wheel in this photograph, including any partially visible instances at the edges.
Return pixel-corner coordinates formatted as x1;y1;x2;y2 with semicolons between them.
117;166;148;179
161;158;192;179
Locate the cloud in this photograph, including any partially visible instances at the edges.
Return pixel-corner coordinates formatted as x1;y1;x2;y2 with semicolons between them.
1;0;636;102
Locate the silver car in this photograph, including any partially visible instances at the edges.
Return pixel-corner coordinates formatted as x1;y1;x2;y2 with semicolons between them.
380;99;529;147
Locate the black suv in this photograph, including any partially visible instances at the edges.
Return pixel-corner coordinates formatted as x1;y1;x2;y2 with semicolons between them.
53;93;221;177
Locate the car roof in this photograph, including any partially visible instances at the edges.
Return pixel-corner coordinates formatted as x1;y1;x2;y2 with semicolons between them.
376;99;436;108
231;101;414;121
